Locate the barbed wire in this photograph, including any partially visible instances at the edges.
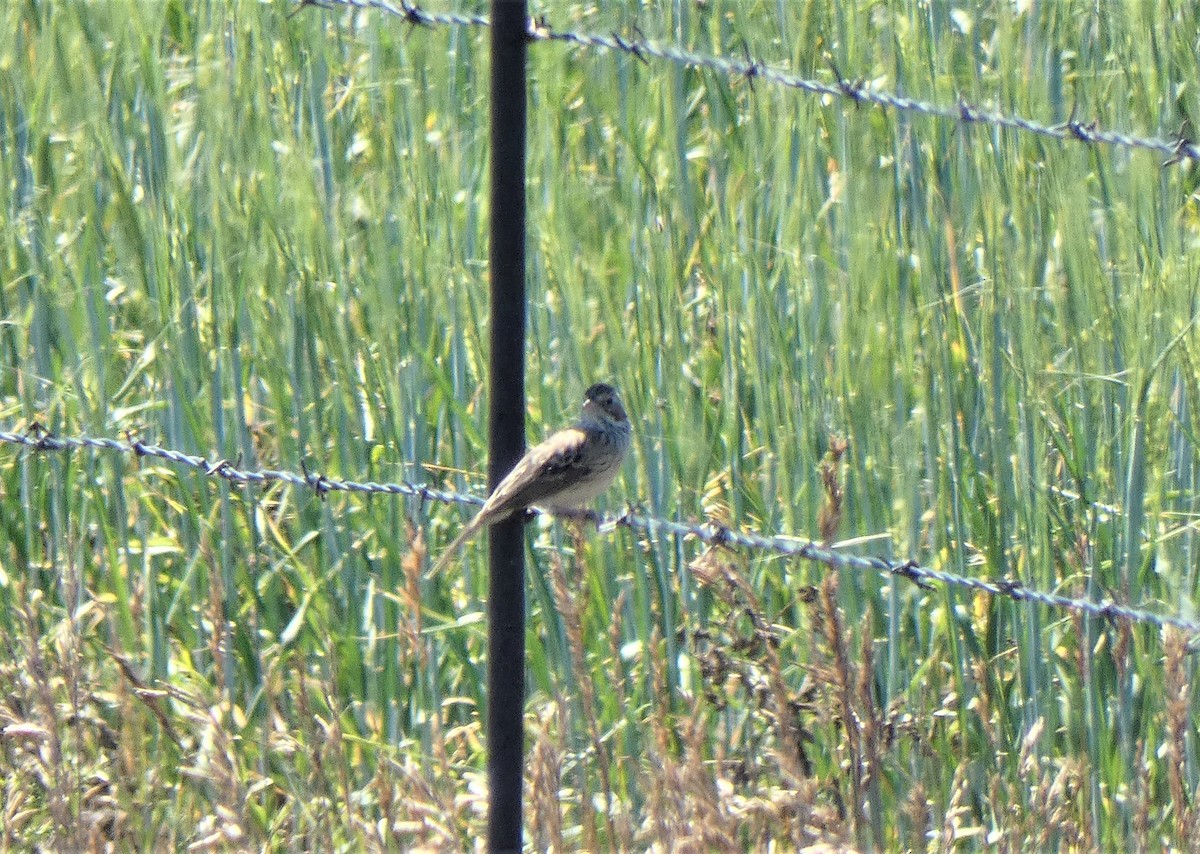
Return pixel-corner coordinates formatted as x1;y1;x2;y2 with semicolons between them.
300;0;1200;166
3;426;1198;640
0;428;483;508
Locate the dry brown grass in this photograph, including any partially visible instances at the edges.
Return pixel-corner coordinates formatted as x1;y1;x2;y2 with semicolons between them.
4;554;1199;851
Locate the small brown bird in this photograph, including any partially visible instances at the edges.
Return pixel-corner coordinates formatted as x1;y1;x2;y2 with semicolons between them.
429;383;632;575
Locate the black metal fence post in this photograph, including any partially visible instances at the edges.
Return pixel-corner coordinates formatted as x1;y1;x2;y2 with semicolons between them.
487;1;528;851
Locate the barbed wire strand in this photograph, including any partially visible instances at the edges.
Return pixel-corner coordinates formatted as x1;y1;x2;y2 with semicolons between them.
3;427;1198;639
302;0;1200;166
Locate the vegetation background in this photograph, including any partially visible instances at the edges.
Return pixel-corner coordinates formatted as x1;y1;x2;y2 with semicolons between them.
2;0;1199;849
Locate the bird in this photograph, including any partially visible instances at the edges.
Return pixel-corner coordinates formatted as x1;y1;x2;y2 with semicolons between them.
429;382;632;576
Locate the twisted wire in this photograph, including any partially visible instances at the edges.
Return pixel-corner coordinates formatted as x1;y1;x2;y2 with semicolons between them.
306;0;1200;165
4;427;1198;638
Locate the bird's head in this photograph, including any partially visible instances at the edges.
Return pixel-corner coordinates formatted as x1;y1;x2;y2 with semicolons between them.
581;382;628;424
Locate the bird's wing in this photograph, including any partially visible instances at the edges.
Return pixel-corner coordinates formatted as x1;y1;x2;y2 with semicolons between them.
483;427;593;515
428;427;592;576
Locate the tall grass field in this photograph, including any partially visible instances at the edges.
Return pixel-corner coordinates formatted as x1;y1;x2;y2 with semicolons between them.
2;0;1200;849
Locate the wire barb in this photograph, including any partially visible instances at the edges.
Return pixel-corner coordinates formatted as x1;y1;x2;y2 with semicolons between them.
890;559;935;590
396;0;431;30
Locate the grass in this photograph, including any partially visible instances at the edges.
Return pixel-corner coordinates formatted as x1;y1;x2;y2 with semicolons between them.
2;0;1200;849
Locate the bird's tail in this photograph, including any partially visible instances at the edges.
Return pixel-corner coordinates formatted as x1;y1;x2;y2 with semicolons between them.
428;517;485;576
